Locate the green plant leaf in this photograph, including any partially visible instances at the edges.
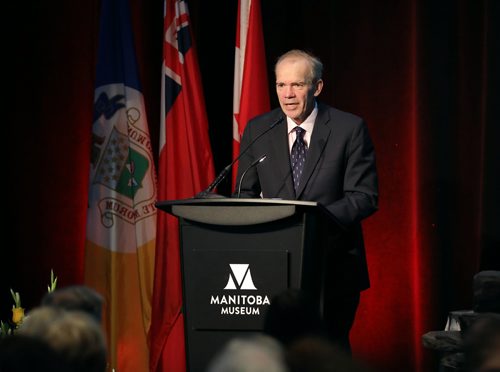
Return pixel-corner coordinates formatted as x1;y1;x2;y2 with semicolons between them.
10;289;21;308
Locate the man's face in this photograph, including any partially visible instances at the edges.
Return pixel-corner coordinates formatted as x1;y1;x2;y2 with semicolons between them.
275;58;323;124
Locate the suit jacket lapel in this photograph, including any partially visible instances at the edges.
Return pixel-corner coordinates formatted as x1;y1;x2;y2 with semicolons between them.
296;105;331;198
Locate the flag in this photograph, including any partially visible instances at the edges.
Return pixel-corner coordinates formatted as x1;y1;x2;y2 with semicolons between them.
232;0;270;188
84;0;157;370
149;0;216;371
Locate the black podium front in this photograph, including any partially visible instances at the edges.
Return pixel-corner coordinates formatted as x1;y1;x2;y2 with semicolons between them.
156;198;340;372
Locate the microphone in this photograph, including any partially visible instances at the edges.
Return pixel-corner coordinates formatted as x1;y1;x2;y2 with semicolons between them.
236;155;266;198
195;115;284;198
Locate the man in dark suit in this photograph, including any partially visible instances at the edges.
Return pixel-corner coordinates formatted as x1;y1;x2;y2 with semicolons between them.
235;49;379;352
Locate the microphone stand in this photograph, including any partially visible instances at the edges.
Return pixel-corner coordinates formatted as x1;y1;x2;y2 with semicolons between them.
194;115;284;199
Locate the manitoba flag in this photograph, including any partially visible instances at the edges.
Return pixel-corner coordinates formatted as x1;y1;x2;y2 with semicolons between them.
85;0;157;370
232;0;270;188
149;1;215;371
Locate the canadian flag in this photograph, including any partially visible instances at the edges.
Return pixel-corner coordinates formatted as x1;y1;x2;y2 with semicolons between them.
232;0;270;188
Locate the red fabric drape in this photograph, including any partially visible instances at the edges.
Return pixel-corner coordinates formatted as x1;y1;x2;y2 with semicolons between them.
5;1;498;371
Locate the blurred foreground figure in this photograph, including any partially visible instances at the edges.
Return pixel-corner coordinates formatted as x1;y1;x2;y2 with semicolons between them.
286;336;372;372
463;313;500;372
41;285;103;323
18;306;107;372
0;334;63;371
206;334;288;372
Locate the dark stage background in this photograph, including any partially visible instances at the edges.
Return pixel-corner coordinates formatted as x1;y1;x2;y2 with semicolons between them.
4;1;499;371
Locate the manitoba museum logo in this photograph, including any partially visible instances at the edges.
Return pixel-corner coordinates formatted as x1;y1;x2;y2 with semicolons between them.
224;264;257;290
210;264;270;315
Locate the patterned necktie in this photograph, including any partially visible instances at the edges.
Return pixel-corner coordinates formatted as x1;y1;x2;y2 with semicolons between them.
291;127;307;193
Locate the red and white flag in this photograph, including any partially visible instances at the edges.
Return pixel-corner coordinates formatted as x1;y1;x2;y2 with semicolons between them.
232;0;270;188
149;1;215;371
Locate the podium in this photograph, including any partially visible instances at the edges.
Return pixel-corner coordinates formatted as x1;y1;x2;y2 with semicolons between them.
156;198;341;372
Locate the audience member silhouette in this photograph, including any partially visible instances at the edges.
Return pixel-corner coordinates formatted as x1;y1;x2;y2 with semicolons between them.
41;285;103;323
263;289;325;347
462;313;500;372
206;334;288;372
18;306;107;372
285;336;371;372
0;334;66;371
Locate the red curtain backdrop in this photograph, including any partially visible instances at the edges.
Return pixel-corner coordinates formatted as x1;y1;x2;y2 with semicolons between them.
5;1;499;371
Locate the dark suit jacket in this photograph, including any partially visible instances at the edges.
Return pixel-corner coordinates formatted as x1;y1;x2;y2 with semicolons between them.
235;102;379;296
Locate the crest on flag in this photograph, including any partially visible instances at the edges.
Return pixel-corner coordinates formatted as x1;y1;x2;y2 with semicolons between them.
88;85;156;249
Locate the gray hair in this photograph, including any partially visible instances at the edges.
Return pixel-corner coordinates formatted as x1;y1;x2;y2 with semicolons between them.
18;306;107;372
275;49;323;83
206;335;288;372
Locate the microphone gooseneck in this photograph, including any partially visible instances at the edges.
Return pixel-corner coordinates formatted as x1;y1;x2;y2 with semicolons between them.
236;155;267;198
194;115;284;199
194;164;232;199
